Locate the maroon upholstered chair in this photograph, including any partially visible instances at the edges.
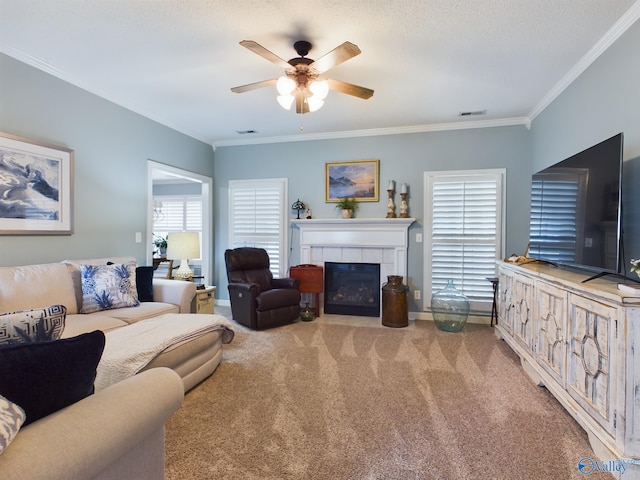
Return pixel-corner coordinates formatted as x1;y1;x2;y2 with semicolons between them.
224;248;301;330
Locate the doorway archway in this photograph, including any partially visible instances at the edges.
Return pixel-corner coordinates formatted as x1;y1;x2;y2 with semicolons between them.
147;160;212;285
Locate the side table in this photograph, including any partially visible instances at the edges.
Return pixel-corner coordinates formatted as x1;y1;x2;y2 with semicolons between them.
191;286;216;314
486;277;499;326
290;264;323;317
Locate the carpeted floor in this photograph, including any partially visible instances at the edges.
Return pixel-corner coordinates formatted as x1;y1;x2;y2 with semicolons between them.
165;310;611;479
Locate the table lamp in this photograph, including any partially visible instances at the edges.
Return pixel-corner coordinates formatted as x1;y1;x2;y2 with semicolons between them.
166;231;200;280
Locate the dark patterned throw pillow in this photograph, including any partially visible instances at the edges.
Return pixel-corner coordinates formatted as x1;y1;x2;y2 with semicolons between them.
0;330;106;426
136;266;154;302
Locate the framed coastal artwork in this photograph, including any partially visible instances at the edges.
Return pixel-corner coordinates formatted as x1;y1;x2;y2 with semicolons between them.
325;159;379;202
0;132;74;234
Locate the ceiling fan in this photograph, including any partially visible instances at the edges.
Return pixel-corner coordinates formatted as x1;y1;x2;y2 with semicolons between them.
231;40;374;114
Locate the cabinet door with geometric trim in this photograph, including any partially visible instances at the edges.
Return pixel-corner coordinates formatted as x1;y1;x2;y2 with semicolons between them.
498;269;515;335
512;274;535;352
567;293;616;434
535;281;568;386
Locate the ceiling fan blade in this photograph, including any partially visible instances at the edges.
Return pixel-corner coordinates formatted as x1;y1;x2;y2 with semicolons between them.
231;78;277;94
326;78;374;99
295;90;309;114
310;41;361;74
239;40;291;69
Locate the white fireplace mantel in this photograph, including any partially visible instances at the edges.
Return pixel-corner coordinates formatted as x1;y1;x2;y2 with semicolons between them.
291;218;415;280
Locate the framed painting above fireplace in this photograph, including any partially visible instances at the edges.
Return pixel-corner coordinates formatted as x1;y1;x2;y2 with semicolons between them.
325;159;379;202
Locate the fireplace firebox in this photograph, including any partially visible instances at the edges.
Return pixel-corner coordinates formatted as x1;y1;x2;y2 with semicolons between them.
324;262;381;317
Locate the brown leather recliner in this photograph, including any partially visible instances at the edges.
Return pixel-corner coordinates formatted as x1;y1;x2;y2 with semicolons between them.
225;247;301;330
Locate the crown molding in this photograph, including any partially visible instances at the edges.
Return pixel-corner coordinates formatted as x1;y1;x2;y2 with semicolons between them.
5;0;638;150
213;117;530;148
528;0;640;122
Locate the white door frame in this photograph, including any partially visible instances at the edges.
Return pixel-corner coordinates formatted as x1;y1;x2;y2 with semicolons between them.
147;160;212;285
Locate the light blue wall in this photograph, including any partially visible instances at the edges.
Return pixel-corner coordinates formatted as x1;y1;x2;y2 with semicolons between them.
2;18;636;298
214;20;640;303
0;53;214;267
214;126;532;307
531;20;640;271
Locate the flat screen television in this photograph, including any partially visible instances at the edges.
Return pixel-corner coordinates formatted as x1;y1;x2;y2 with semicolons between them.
528;132;624;274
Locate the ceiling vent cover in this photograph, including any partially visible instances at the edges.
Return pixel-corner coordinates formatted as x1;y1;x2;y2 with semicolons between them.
459;110;487;117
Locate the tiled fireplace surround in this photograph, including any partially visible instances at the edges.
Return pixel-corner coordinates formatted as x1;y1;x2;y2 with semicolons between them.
291;219;415;311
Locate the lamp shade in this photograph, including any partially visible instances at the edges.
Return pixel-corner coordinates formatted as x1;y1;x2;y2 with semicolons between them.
166;232;200;260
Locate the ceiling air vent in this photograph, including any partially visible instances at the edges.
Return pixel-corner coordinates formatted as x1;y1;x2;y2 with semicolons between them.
236;130;258;135
459;110;487;117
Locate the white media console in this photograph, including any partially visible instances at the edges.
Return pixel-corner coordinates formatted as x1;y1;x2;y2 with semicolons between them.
495;261;640;479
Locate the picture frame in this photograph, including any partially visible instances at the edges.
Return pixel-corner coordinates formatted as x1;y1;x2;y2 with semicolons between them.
325;159;379;202
0;132;74;235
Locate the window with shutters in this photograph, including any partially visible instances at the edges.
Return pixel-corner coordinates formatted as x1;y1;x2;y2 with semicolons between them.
528;169;587;264
229;179;288;278
153;195;203;259
424;169;505;313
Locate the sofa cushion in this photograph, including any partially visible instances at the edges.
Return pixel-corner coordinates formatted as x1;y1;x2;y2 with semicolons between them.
0;263;78;315
61;314;128;339
0;394;25;454
0;331;105;426
80;262;140;314
0;305;66;346
135;266;154;302
104;301;179;324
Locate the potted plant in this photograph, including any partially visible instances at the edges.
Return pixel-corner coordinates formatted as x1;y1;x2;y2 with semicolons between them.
153;234;168;256
335;197;358;219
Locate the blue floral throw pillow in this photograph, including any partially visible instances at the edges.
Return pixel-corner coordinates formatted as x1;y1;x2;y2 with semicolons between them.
80;262;140;313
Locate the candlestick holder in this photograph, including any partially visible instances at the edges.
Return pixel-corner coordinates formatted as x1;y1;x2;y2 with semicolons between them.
386;188;396;218
399;192;409;218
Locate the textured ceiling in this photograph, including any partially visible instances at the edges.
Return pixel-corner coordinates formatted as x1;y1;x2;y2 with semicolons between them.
1;0;639;147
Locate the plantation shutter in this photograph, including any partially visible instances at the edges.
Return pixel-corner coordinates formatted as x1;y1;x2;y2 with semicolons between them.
425;170;505;313
153;195;203;258
229;179;287;277
528;170;587;264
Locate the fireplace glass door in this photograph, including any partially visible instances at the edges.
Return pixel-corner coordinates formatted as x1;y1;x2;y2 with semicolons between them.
324;262;381;317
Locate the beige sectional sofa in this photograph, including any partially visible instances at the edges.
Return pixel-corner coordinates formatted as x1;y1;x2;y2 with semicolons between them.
0;256;195;335
0;256;231;391
0;367;184;480
0;256;234;479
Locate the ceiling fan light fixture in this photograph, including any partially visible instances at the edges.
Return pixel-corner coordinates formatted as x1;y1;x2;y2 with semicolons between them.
309;80;329;100
307;96;324;112
232;40;373;115
276;76;296;95
277;94;295;110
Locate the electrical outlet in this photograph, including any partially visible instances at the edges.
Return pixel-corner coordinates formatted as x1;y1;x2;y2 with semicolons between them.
414;290;421;300
135;232;142;243
416;233;423;243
